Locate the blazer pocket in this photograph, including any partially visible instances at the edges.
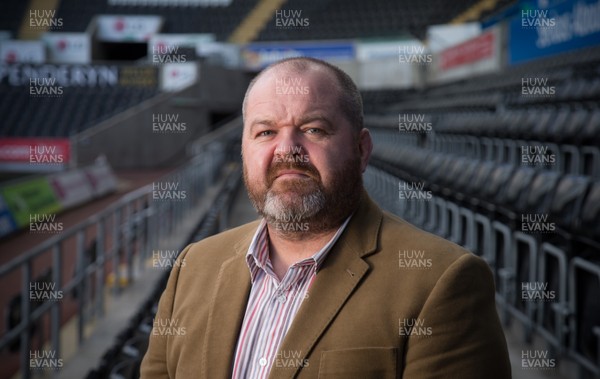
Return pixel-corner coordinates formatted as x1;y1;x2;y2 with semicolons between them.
318;347;398;379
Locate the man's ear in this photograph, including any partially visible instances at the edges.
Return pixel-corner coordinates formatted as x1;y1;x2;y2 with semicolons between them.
358;128;373;173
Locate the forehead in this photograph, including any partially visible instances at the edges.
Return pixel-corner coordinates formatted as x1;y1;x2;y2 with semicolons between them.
245;66;341;116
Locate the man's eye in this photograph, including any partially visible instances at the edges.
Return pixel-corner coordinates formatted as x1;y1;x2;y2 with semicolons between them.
306;128;323;135
258;130;274;137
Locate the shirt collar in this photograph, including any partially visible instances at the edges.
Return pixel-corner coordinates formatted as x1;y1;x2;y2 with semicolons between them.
245;215;353;283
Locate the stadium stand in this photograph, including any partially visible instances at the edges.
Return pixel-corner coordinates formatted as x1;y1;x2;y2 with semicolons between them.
255;0;514;41
2;0;600;378
54;0;258;38
1;86;158;137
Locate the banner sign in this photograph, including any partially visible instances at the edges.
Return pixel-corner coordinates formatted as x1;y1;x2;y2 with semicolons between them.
0;161;118;238
160;62;198;91
509;0;600;64
0;178;63;228
356;40;425;61
431;26;503;83
84;162;118;197
243;41;355;70
42;32;91;64
49;170;94;209
0;64;119;87
0;138;70;173
0;194;17;238
0;138;70;164
148;33;214;63
118;65;158;87
354;40;425;89
96;15;163;42
440;30;496;70
0;40;45;63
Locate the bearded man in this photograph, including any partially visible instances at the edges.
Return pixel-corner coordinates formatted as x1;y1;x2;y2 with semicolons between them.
140;57;512;379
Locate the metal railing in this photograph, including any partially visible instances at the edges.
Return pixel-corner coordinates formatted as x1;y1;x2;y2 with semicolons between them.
0;118;242;379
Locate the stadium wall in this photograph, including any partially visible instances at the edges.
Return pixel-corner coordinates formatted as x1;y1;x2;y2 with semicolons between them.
72;63;249;169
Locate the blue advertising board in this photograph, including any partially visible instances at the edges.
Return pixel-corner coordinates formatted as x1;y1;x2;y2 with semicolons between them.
242;41;355;69
0;193;17;238
509;0;600;65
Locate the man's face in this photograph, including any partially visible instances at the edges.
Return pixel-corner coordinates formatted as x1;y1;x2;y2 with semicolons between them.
242;66;372;234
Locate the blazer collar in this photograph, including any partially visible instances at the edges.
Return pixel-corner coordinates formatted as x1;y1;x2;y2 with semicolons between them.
201;224;256;379
201;191;383;379
269;190;383;379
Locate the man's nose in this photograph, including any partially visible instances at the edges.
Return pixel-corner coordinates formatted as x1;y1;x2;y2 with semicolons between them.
274;130;305;156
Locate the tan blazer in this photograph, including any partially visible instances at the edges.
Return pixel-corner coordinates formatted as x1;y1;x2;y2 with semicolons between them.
141;192;512;378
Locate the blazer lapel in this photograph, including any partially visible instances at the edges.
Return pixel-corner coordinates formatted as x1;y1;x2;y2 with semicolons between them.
201;229;254;379
269;192;383;379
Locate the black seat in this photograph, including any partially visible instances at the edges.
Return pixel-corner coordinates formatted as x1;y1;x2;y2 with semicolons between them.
479;164;515;212
522;170;562;215
549;175;591;234
578;107;600;146
495;166;537;222
579;180;600;242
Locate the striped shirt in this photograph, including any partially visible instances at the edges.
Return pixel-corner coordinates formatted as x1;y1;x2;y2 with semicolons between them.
231;217;351;379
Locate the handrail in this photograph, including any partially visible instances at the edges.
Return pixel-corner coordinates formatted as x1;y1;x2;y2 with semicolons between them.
0;119;243;379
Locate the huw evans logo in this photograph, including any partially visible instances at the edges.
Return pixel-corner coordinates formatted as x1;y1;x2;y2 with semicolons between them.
152;317;187;336
399;318;432;337
29;214;63;234
29;350;63;370
521;9;556;29
274;145;309;163
399;250;432;269
275;9;309;28
275;76;309;95
521;214;556;233
521;350;556;369
30;281;63;302
273;350;309;368
152;45;187;64
29;10;63;30
152;182;187;201
152;250;186;269
398;45;432;64
152;113;187;133
521;77;555;97
398;113;432;132
29;145;65;164
274;212;309;233
520;145;556;166
29;77;63;97
521;282;556;302
279;282;310;301
398;181;432;200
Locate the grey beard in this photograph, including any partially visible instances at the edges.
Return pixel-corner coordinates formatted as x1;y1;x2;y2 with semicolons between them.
262;188;326;224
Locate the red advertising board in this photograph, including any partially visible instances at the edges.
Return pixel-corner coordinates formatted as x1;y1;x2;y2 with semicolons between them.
0;138;70;169
49;170;94;208
440;31;495;70
96;15;163;42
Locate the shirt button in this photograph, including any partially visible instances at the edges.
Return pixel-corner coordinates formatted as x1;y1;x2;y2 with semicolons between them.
277;294;287;303
259;357;268;366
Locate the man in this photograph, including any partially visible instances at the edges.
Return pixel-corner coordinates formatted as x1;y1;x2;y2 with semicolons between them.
141;57;511;378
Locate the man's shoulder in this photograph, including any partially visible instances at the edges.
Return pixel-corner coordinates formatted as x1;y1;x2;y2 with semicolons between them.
370;210;493;308
378;210;477;273
182;220;261;265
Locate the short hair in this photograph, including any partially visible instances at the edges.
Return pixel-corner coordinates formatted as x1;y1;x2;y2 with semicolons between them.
242;57;364;133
